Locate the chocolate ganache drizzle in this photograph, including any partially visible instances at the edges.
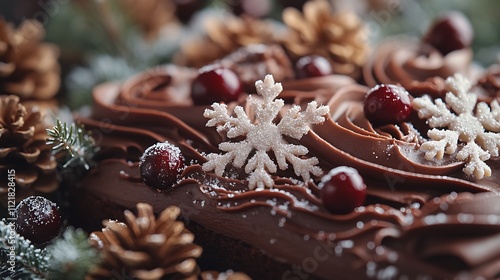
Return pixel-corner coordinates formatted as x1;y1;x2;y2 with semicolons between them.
76;65;500;280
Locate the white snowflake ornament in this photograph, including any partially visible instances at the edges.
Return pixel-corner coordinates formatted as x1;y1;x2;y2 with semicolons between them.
202;74;330;189
413;73;500;179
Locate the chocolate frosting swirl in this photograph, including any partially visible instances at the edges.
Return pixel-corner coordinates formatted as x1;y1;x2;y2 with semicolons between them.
362;37;481;97
76;65;500;280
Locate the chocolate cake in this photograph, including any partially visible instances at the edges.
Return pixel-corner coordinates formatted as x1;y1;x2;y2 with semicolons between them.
69;51;500;279
58;5;500;279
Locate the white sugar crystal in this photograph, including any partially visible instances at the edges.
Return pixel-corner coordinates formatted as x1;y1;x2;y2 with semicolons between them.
457;213;474;224
202;74;329;189
340;240;353;248
356;221;364;229
366;261;377;278
424;215;436;225
387;252;399;263
487;214;498;224
377;265;398;280
439;202;449;211
278;217;286;227
435;213;447;223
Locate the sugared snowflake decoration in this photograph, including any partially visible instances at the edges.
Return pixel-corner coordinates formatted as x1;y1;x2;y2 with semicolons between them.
413;73;500;179
202;74;329;189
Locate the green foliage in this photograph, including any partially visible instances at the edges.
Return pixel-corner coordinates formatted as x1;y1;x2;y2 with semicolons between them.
46;228;100;280
0;221;101;280
46;119;96;170
0;220;49;280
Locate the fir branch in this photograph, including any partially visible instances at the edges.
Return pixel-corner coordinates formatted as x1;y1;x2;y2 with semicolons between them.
46;228;100;280
46;119;96;170
0;220;49;279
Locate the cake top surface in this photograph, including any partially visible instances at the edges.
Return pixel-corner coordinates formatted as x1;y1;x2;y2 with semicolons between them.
2;2;500;279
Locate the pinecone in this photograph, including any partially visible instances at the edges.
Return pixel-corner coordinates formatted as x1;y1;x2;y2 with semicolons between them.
281;0;369;79
0;19;60;100
0;95;58;203
88;203;202;280
174;15;278;68
217;44;295;92
119;0;179;39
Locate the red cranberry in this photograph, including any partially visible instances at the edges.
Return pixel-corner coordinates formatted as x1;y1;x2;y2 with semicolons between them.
319;167;366;214
296;55;333;79
15;196;62;245
191;65;243;105
140;141;185;190
424;12;473;55
363;84;412;126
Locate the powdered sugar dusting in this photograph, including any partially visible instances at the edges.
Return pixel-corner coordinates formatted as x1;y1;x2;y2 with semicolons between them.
140;141;183;171
17;196;58;227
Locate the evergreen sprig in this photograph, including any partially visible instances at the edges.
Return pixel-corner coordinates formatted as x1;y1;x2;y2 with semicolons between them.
0;221;102;280
46;227;100;280
0;220;49;280
46;119;96;170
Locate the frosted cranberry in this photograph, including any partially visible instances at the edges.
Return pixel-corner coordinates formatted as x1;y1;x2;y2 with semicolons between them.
319;167;366;214
363;84;412;126
191;65;242;105
296;55;333;79
140;141;185;190
424;12;473;55
15;196;62;245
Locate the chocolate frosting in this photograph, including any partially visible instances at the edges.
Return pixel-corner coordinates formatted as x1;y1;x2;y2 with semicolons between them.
76;65;500;280
362;37;481;97
475;64;500;102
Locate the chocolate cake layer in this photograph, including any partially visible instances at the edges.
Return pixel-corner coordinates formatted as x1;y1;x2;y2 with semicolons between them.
74;65;500;280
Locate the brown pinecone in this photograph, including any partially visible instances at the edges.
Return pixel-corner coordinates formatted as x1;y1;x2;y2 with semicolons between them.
88;203;202;280
0;95;58;202
119;0;179;39
0;19;60;100
217;44;295;92
281;0;369;79
174;15;279;68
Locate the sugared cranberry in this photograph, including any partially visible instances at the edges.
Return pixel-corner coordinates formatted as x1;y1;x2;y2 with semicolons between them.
319;167;366;214
363;84;412;126
140;141;185;190
296;55;333;79
15;196;62;245
424;12;473;55
191;65;243;105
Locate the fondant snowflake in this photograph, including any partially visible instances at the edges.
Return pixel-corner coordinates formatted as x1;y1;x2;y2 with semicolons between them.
202;74;329;189
413;73;500;179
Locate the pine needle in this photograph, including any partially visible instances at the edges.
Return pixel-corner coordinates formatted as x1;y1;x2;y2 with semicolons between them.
0;220;49;279
46;228;100;280
46;119;96;170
